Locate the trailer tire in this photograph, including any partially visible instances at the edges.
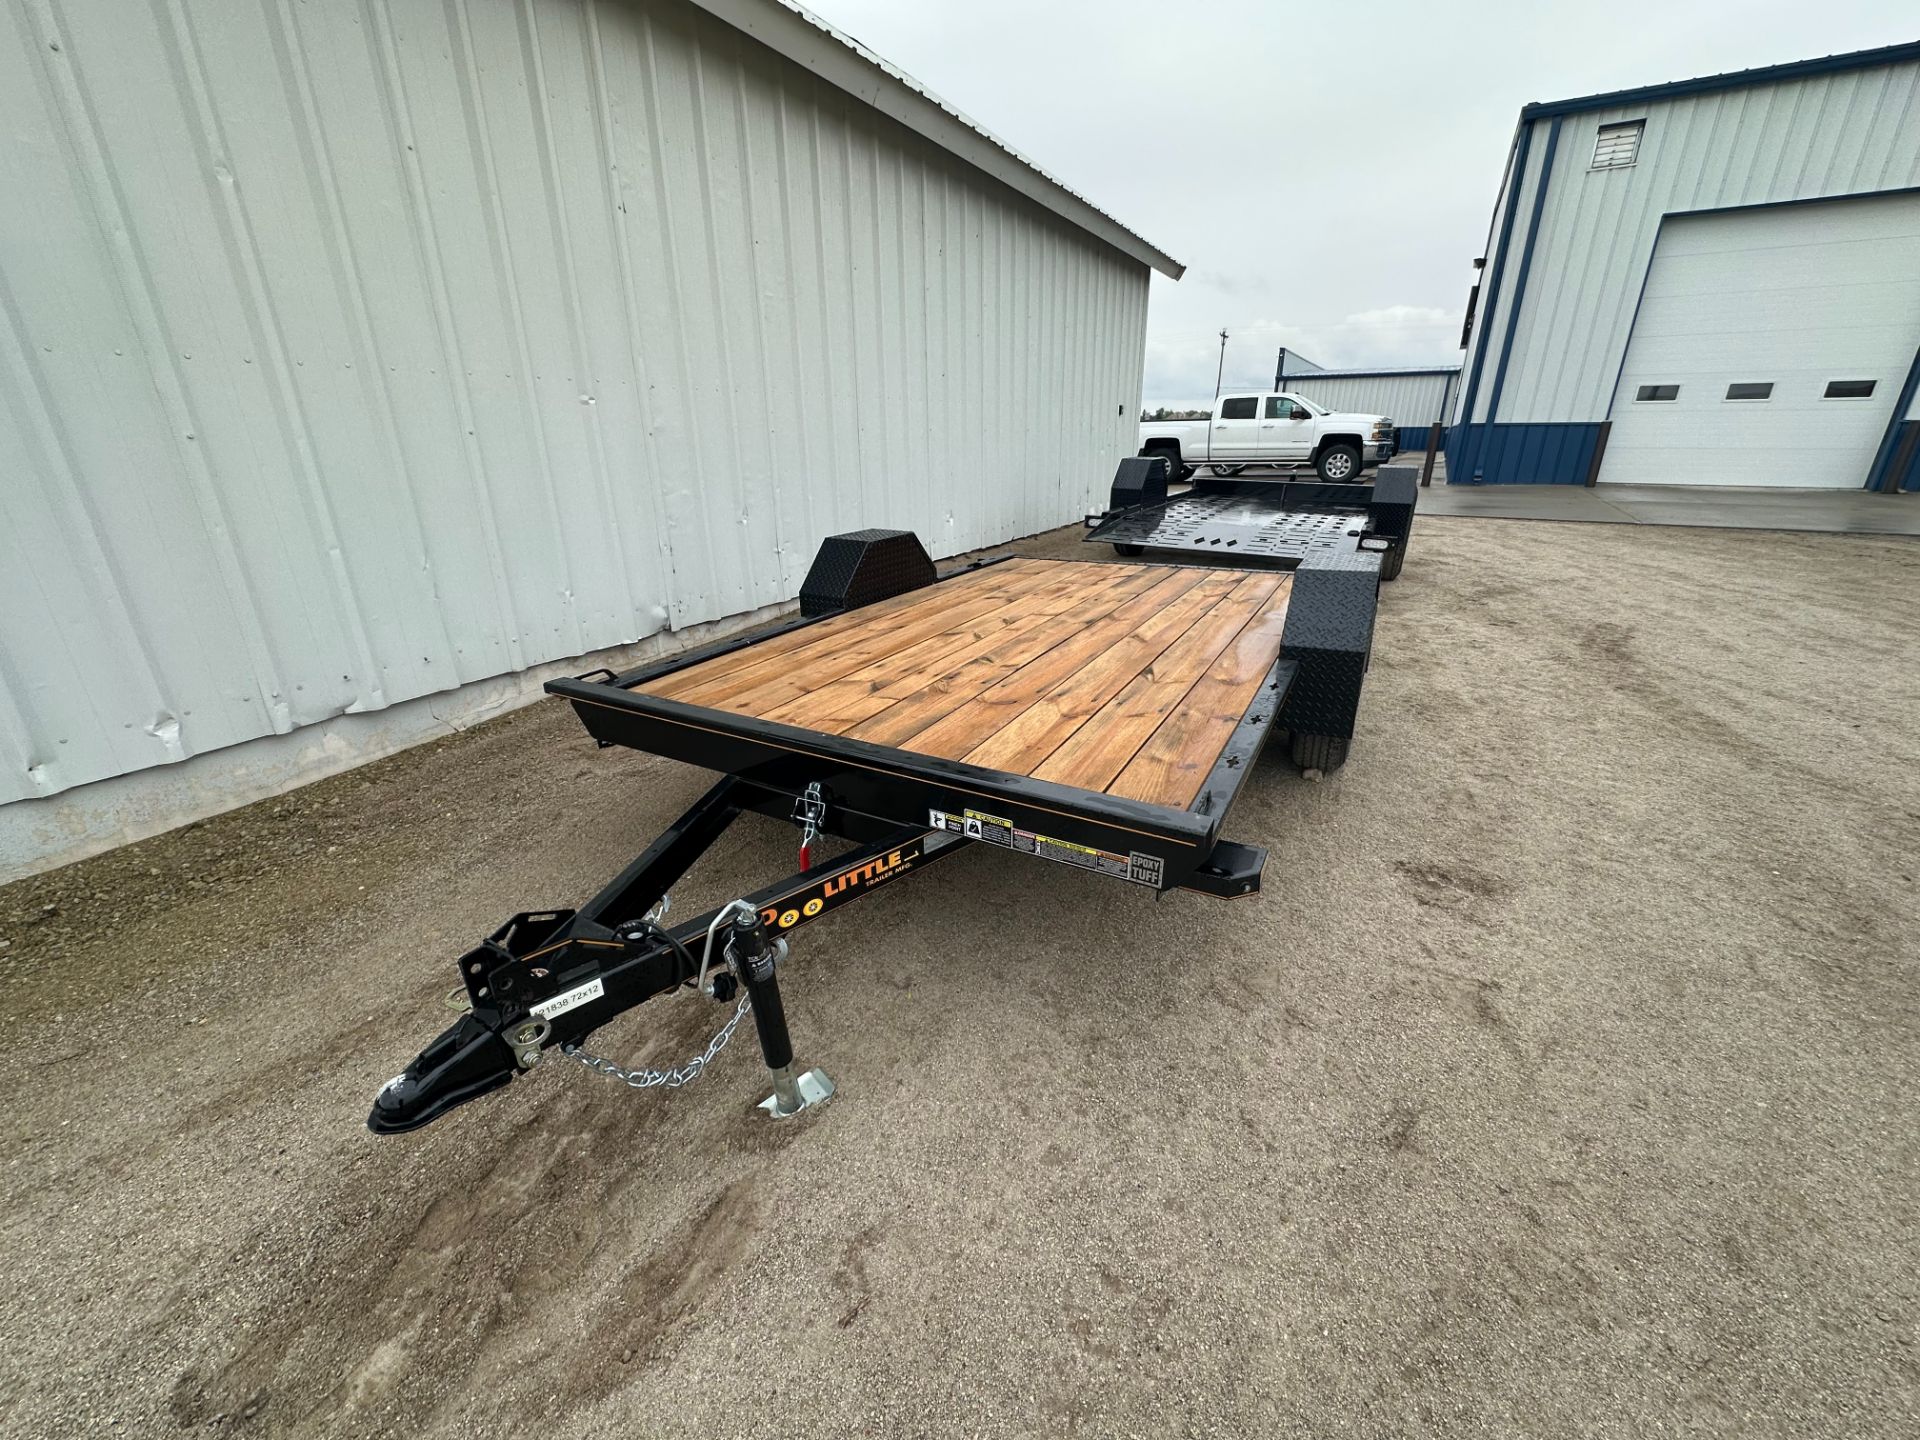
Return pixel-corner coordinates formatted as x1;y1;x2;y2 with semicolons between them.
1378;543;1405;581
1315;444;1361;483
1289;733;1350;772
1113;543;1145;558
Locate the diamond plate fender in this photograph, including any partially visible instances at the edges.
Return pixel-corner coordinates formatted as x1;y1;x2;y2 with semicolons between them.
1366;464;1419;547
1276;552;1381;741
1110;456;1171;510
798;530;936;618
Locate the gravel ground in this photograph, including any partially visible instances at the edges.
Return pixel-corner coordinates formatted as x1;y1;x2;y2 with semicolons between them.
2;513;1916;1438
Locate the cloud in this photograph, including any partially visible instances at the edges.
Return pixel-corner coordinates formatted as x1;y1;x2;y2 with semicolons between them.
1142;306;1463;409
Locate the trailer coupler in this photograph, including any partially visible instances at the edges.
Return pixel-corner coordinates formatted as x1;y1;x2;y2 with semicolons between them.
368;775;965;1134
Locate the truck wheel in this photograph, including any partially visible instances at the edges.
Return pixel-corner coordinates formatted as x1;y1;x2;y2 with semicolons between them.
1290;733;1350;772
1140;446;1192;484
1212;464;1246;477
1316;444;1360;483
1113;543;1145;558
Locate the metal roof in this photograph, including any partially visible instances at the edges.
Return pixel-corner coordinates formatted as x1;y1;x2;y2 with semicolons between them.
1520;38;1920;120
690;0;1185;278
1281;365;1461;379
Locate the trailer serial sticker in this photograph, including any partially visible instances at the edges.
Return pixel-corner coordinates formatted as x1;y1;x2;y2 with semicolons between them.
929;809;1164;889
530;976;605;1021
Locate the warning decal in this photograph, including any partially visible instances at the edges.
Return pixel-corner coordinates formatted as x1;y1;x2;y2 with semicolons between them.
929;808;1164;889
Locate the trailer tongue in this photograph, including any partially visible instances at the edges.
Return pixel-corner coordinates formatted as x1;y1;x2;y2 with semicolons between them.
370;518;1384;1135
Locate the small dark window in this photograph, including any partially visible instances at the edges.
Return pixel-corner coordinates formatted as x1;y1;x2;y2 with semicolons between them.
1220;396;1258;419
1823;379;1876;399
1635;384;1680;402
1725;382;1773;401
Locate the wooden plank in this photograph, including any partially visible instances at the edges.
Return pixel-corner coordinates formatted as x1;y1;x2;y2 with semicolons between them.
843;566;1171;748
729;562;1101;725
900;567;1216;762
639;560;1050;702
1107;580;1296;809
752;563;1144;731
648;560;1060;708
959;571;1248;775
637;556;1036;698
1030;573;1285;793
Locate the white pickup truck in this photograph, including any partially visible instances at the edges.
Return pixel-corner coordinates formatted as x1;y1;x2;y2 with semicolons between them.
1139;391;1395;483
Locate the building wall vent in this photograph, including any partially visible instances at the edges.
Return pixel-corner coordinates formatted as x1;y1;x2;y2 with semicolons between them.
1591;120;1644;169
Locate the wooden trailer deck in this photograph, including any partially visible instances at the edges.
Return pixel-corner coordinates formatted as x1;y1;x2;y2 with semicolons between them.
638;558;1295;812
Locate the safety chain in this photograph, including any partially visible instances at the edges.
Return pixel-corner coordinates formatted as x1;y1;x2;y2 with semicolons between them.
559;993;752;1091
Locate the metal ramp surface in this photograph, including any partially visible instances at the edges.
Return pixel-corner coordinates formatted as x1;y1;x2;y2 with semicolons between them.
1085;490;1371;562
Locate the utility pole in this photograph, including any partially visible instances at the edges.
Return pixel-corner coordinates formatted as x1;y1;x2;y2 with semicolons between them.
1213;329;1228;402
1273;346;1288;390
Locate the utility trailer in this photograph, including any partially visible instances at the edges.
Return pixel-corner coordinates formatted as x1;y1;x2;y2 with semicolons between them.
369;529;1383;1135
1085;458;1419;581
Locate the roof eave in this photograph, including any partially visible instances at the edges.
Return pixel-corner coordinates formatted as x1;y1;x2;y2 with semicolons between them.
1519;38;1920;121
686;0;1185;278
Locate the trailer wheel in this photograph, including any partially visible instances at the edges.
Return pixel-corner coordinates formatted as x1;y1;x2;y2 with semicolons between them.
1378;543;1404;581
1315;444;1361;482
1113;543;1146;558
1289;733;1350;772
1212;463;1246;477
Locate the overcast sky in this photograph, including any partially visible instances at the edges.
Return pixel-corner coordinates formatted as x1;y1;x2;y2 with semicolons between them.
804;0;1915;408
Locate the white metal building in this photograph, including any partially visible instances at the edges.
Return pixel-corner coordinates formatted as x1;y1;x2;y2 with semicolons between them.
0;0;1180;881
1449;40;1920;491
1274;367;1460;453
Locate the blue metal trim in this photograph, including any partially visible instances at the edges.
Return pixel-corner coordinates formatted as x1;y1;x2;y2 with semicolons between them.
1663;183;1920;221
1864;344;1920;492
1519;40;1920;120
1479;118;1562;443
1887;424;1920;492
1602;223;1667;434
1446;423;1606;485
1448;121;1537;481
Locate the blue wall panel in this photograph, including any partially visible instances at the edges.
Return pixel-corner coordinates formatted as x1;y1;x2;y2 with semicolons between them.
1880;422;1920;492
1444;423;1603;485
1394;426;1438;453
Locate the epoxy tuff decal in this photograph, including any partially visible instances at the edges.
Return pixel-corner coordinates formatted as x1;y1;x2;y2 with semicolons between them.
929;808;1164;889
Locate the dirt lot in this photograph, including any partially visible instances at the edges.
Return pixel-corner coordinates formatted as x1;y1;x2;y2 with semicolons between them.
2;514;1917;1438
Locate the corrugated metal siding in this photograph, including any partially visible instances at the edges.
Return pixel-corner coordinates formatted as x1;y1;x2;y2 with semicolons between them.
1280;371;1459;427
1477;58;1920;426
0;0;1148;806
1445;423;1605;485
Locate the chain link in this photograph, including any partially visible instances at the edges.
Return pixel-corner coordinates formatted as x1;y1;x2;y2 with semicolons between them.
559;993;752;1091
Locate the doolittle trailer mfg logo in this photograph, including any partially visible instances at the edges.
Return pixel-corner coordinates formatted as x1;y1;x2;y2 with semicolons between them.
758;841;922;933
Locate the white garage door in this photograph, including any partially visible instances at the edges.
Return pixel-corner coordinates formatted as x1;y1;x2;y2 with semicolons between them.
1603;192;1920;488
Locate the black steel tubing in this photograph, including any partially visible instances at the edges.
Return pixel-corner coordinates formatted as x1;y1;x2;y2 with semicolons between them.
727;913;794;1072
